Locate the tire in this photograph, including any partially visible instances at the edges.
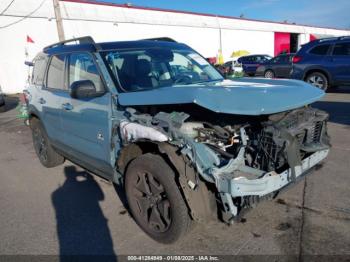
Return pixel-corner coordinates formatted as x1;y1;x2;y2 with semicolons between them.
30;118;65;168
0;105;5;113
125;153;191;243
264;70;275;78
305;72;328;91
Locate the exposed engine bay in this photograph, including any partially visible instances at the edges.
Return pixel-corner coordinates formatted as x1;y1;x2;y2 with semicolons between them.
119;105;330;223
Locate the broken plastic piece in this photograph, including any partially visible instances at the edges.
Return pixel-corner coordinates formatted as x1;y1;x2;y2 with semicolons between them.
120;120;168;142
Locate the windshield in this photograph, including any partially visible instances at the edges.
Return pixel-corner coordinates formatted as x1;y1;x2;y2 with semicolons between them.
103;48;223;92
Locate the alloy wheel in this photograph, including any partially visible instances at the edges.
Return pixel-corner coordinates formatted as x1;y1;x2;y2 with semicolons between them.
264;70;274;78
307;75;325;89
131;172;171;233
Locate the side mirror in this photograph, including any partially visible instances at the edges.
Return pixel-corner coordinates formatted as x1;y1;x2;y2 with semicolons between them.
25;61;34;66
70;80;97;99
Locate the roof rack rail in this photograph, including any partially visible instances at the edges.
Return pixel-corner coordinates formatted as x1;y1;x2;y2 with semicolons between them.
141;37;177;42
318;36;350;43
339;36;350;40
318;37;338;42
43;36;100;51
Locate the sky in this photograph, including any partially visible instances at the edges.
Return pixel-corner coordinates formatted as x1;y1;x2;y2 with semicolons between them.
97;0;350;29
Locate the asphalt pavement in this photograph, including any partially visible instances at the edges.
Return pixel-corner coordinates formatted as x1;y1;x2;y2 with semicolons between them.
0;88;349;259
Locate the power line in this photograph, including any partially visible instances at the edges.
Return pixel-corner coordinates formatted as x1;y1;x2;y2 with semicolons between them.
0;0;15;15
0;0;47;29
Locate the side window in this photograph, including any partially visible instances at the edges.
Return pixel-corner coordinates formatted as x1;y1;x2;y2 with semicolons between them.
271;56;281;63
279;56;289;63
309;44;330;55
32;55;48;86
69;53;104;92
47;54;66;90
332;42;350;56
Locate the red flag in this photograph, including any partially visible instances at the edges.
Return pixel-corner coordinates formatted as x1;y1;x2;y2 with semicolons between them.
26;35;34;44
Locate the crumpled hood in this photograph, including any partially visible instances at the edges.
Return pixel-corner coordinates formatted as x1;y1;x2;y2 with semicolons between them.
118;78;325;115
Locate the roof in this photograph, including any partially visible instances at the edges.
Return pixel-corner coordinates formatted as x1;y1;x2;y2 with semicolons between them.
61;0;350;31
43;38;190;54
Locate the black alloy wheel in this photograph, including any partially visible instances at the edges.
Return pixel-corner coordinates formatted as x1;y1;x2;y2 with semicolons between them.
125;153;191;243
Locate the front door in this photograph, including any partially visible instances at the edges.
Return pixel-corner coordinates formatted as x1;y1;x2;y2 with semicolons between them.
60;52;113;178
275;55;292;78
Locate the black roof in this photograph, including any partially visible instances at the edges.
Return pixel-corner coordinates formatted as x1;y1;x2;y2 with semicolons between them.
43;36;190;55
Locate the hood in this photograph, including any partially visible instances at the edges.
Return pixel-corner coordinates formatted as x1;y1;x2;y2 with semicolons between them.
118;78;325;116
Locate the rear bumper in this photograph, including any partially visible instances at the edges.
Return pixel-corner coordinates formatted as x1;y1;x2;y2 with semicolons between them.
229;149;329;197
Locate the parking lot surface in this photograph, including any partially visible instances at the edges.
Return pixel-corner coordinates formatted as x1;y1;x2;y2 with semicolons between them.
0;89;350;258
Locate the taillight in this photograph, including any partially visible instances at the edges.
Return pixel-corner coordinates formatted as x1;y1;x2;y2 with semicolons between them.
293;56;302;63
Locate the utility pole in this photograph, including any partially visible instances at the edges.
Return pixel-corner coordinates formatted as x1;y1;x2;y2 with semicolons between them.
52;0;65;41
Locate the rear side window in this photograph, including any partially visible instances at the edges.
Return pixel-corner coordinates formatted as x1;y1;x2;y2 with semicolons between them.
47;55;66;90
32;55;48;86
309;44;330;55
69;53;104;92
332;42;350;55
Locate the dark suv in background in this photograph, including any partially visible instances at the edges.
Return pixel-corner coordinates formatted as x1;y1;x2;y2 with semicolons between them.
291;36;350;91
238;54;272;76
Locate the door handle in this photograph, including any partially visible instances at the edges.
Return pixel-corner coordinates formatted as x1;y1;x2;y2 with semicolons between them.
38;98;46;104
61;103;73;111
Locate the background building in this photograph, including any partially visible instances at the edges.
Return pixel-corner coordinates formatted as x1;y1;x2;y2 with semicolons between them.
0;0;349;93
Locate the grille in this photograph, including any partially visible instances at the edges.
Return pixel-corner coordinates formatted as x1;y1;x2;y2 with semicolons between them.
255;131;285;171
306;121;323;144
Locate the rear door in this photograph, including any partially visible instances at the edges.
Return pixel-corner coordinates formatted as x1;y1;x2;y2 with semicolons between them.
329;42;350;83
39;54;68;147
244;56;258;74
60;52;113;177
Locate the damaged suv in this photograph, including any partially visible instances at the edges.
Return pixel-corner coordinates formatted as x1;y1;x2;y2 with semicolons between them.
26;37;330;243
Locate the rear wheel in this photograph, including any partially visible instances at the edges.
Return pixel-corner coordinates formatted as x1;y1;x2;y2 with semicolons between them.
30;118;65;168
0;104;5;112
264;70;275;78
125;153;191;243
305;72;328;91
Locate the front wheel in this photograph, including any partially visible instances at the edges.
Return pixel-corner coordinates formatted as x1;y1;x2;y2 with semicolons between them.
125;153;191;243
305;72;328;91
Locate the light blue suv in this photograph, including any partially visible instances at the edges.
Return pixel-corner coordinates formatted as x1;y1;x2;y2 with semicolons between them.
26;37;330;243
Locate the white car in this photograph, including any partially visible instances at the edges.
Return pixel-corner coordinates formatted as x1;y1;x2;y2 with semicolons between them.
224;59;243;73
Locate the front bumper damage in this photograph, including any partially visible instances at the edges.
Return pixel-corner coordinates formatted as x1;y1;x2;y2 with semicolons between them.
216;149;329;221
120;106;330;223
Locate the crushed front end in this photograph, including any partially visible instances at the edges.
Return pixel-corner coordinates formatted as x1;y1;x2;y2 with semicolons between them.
119;105;330;223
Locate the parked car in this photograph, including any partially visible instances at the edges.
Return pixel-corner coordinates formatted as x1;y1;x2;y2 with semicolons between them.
291;36;350;90
255;53;295;78
238;54;272;76
223;59;243;74
26;36;330;243
0;86;5;112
